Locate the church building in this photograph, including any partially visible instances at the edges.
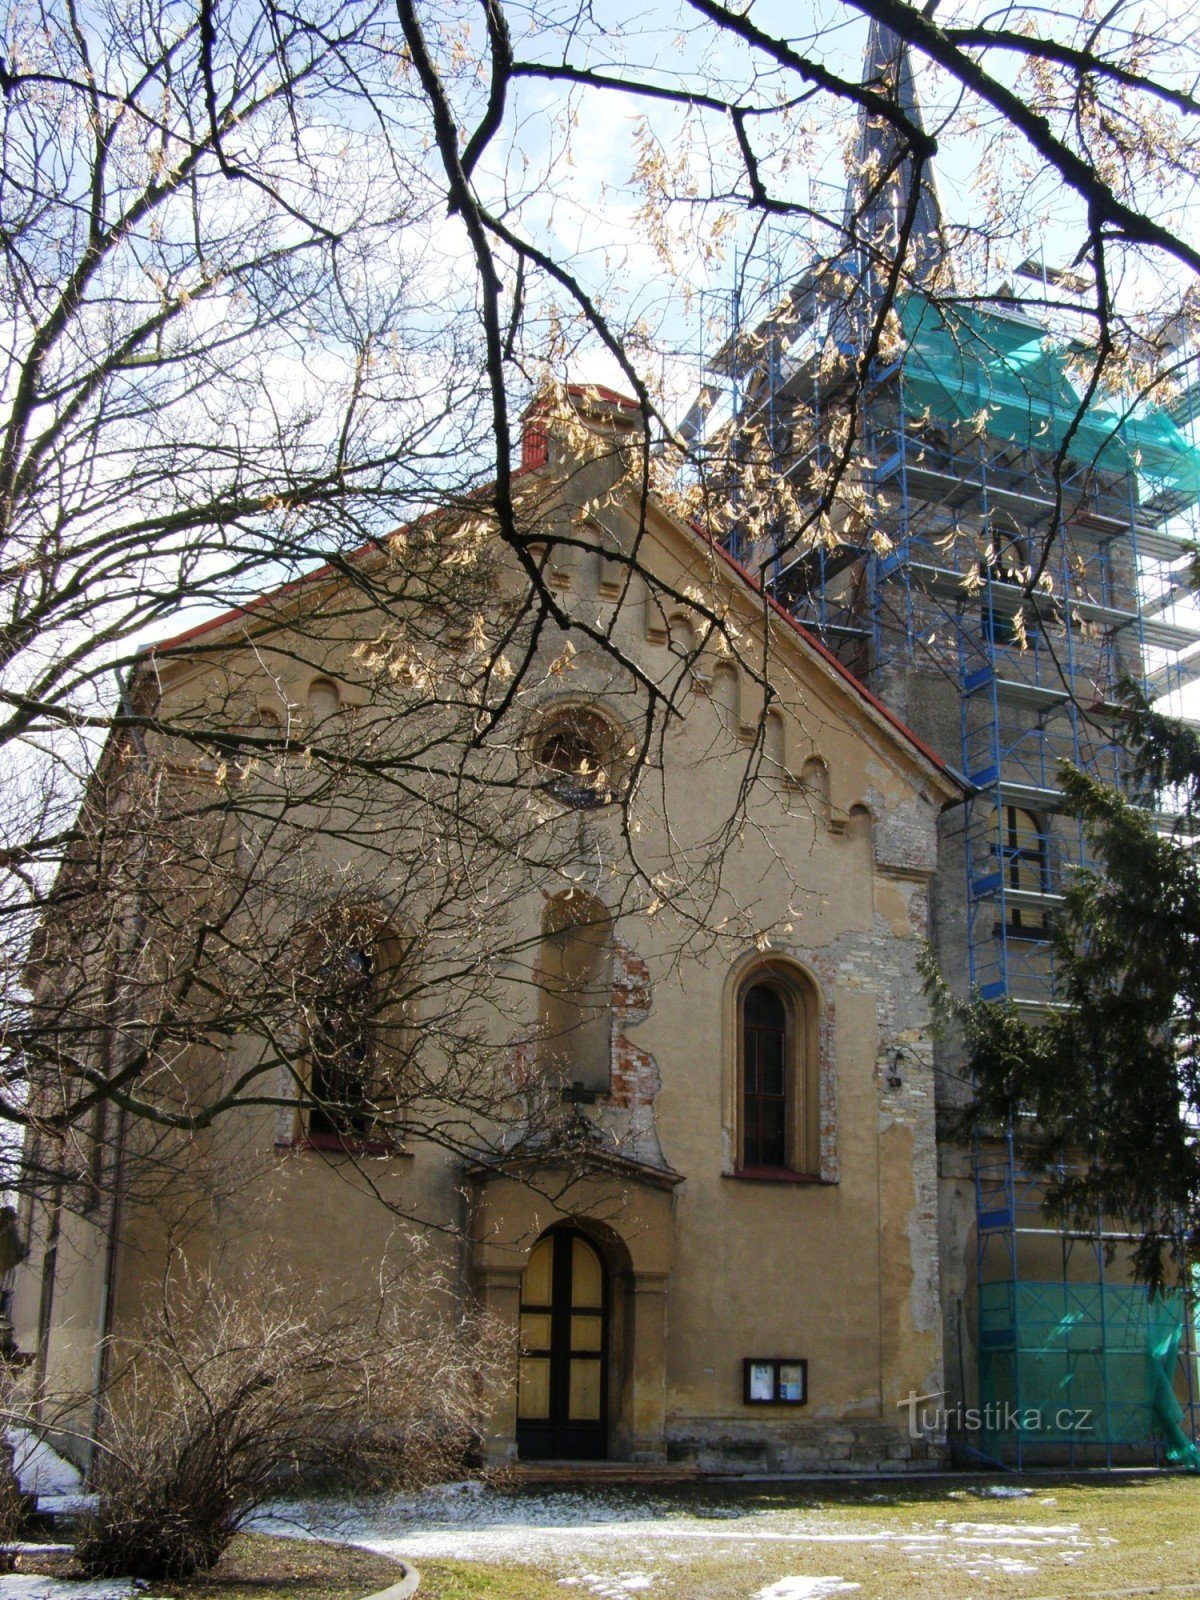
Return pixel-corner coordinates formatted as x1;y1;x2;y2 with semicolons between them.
9;384;963;1474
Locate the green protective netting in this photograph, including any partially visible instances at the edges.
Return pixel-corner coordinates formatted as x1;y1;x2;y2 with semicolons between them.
978;1280;1200;1464
897;295;1200;508
1148;1312;1200;1469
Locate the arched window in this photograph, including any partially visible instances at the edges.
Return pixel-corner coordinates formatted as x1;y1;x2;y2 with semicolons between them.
538;890;613;1095
981;529;1035;648
999;804;1049;936
743;984;787;1167
299;909;407;1147
533;708;622;808
309;943;374;1139
737;965;820;1177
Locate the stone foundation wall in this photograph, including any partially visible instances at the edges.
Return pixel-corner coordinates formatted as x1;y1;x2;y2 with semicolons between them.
664;1422;949;1474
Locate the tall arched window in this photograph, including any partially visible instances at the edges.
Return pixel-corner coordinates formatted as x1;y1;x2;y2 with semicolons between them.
1000;804;1049;936
981;528;1034;647
309;943;374;1138
538;891;613;1095
743;984;788;1167
300;909;407;1146
736;964;820;1177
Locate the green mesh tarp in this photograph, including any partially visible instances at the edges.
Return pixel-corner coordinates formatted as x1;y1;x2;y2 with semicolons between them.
977;1280;1200;1464
898;295;1200;507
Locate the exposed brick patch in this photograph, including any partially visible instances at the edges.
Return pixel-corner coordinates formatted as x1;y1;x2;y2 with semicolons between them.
865;784;940;876
609;937;659;1111
611;938;652;1025
607;938;665;1165
609;1035;661;1112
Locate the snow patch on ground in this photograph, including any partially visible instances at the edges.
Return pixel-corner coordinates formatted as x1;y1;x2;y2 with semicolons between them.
250;1480;1101;1590
3;1429;96;1520
753;1580;860;1600
0;1579;142;1600
5;1431;83;1500
564;1573;654;1597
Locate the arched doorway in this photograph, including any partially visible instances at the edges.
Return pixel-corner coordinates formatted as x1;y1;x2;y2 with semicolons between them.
516;1227;608;1459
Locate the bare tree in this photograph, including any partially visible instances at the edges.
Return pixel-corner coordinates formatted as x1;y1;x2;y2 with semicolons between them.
0;2;746;1203
4;0;1199;1194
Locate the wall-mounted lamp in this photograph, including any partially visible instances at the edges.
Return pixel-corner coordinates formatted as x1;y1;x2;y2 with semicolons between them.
886;1047;905;1090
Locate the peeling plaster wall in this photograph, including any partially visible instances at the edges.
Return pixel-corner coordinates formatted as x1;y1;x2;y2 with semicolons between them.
879;663;977;1420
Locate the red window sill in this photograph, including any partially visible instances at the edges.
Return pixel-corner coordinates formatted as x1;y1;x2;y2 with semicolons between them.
276;1134;409;1159
725;1166;827;1185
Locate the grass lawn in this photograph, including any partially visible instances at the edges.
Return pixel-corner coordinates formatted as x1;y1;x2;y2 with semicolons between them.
406;1473;1200;1600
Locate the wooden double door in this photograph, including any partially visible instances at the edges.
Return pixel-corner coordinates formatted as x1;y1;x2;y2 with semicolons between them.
515;1227;608;1459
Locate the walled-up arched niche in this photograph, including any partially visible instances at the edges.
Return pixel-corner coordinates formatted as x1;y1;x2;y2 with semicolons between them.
763;708;786;783
800;756;831;823
538;889;614;1094
593;522;626;598
711;662;740;736
667;611;697;659
307;676;341;726
843;803;875;857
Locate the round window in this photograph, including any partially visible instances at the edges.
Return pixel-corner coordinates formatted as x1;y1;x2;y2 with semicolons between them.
534;710;621;808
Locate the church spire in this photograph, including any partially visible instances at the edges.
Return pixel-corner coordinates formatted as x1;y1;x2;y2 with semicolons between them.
849;21;947;286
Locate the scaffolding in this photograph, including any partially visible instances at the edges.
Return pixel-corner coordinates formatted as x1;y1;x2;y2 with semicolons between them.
975;1140;1200;1468
686;125;1200;1465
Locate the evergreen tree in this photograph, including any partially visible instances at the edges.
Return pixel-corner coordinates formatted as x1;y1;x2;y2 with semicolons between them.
939;696;1200;1290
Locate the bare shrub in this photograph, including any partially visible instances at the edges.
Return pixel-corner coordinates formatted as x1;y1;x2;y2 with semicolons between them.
71;1255;506;1580
0;1441;24;1572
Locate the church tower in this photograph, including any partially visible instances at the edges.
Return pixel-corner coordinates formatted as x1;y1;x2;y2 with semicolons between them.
687;18;1200;1465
